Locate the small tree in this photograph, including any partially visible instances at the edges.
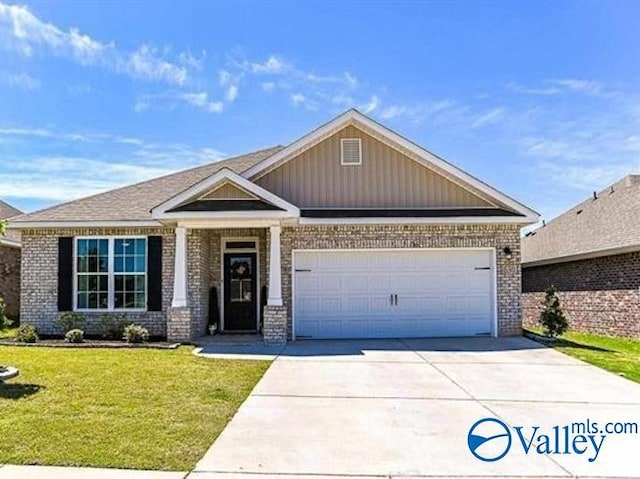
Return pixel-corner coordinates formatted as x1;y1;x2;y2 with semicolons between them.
539;285;568;337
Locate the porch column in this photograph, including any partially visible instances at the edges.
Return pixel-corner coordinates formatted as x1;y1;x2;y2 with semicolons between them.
172;227;188;308
267;225;283;306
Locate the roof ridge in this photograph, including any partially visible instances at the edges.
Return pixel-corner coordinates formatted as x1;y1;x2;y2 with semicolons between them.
11;145;282;222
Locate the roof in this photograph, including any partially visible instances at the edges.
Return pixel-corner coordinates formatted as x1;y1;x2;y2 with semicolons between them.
10;146;283;224
9;109;538;227
522;174;640;266
0;200;22;245
0;200;22;220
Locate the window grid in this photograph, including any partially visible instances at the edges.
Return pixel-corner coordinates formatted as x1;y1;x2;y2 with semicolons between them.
74;237;147;312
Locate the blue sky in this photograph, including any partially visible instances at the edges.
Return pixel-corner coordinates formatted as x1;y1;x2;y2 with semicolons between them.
1;1;639;223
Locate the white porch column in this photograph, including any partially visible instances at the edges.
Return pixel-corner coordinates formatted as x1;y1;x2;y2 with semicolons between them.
268;225;283;306
172;227;188;308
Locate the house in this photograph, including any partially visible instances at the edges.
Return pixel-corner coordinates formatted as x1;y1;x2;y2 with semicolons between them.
0;200;22;320
522;175;640;338
8;110;538;343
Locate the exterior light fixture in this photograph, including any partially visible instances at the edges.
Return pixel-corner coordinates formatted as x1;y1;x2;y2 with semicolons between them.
503;246;513;259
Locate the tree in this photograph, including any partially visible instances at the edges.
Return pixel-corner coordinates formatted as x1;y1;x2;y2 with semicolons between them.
539;285;568;337
0;219;5;237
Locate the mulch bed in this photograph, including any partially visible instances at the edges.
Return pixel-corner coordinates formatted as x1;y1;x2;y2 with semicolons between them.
0;339;180;349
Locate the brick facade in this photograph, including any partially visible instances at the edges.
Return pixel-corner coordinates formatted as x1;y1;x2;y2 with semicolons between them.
20;223;523;342
277;224;522;339
522;251;640;338
20;228;175;337
0;244;20;320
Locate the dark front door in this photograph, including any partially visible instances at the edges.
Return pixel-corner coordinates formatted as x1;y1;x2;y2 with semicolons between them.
224;252;257;331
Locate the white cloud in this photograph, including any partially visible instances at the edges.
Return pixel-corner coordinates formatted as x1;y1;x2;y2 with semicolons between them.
0;2;192;86
0;126;226;204
262;82;275;92
246;55;289;74
122;45;188;85
291;93;306;105
225;84;238;102
360;95;379;114
471;107;506;128
177;92;224;113
508;79;617;98
2;72;40;90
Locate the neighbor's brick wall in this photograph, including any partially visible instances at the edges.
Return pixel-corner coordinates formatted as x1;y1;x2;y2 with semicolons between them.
277;224;522;339
20;228;175;336
0;244;20;319
523;251;640;338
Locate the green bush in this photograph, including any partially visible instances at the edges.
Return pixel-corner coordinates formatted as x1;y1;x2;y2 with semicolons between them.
539;285;569;337
98;314;129;340
65;329;85;343
15;324;38;343
53;311;86;334
123;324;149;344
0;297;12;331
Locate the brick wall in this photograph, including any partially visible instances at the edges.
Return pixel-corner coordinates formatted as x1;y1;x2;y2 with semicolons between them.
0;244;20;319
20;228;175;337
522;251;640;338
278;224;522;339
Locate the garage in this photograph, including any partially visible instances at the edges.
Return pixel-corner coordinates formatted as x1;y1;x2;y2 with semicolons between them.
293;249;495;339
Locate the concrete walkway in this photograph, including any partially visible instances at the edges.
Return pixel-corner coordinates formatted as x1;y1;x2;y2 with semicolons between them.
192;337;640;478
0;465;186;479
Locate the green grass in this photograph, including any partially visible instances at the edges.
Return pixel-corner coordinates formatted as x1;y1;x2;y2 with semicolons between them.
528;329;640;384
0;326;17;339
0;346;270;470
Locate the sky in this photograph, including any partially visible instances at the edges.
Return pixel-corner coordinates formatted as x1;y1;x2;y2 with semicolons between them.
0;0;639;224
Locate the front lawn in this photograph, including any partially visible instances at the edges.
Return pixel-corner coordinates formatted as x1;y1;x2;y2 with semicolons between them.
527;330;640;384
0;346;269;470
0;326;17;339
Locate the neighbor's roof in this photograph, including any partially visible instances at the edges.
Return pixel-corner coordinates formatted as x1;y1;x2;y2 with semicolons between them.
0;200;22;220
522;175;640;266
10;146;283;224
0;200;22;245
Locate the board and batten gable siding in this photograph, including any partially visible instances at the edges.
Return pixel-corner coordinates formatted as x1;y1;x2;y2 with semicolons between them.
254;125;494;209
201;182;256;200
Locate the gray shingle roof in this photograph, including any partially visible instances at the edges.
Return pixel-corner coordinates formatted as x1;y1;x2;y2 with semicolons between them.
10;146;283;223
522;175;640;265
0;200;22;220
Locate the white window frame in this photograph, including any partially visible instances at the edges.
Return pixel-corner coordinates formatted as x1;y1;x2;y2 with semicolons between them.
340;138;362;166
73;236;148;313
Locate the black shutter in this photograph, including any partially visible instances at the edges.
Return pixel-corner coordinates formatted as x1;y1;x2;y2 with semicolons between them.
57;237;73;311
147;236;163;311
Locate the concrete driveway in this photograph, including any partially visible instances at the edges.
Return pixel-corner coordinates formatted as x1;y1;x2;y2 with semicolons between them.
192;337;640;478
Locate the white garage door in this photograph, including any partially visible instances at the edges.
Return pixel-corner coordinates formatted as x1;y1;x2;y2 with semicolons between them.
293;249;495;339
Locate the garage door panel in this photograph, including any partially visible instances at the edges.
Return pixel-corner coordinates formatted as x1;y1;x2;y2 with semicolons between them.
294;250;494;339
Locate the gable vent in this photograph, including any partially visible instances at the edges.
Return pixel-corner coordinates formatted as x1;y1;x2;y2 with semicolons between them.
340;138;362;165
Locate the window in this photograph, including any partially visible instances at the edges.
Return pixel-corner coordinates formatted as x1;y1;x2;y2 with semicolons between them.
75;237;147;311
340;138;362;165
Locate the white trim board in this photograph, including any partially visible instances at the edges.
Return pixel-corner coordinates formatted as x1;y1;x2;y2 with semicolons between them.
242;109;539;223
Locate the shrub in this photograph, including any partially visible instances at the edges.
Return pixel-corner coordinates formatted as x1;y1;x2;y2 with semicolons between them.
0;297;12;331
53;311;86;334
123;324;149;344
98;313;129;340
65;328;84;343
539;285;569;337
15;324;38;343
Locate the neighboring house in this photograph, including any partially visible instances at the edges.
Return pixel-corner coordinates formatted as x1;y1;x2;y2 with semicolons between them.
522;175;640;338
9;110;538;343
0;200;22;320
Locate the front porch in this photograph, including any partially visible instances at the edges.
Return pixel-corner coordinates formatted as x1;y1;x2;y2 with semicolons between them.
166;224;287;344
